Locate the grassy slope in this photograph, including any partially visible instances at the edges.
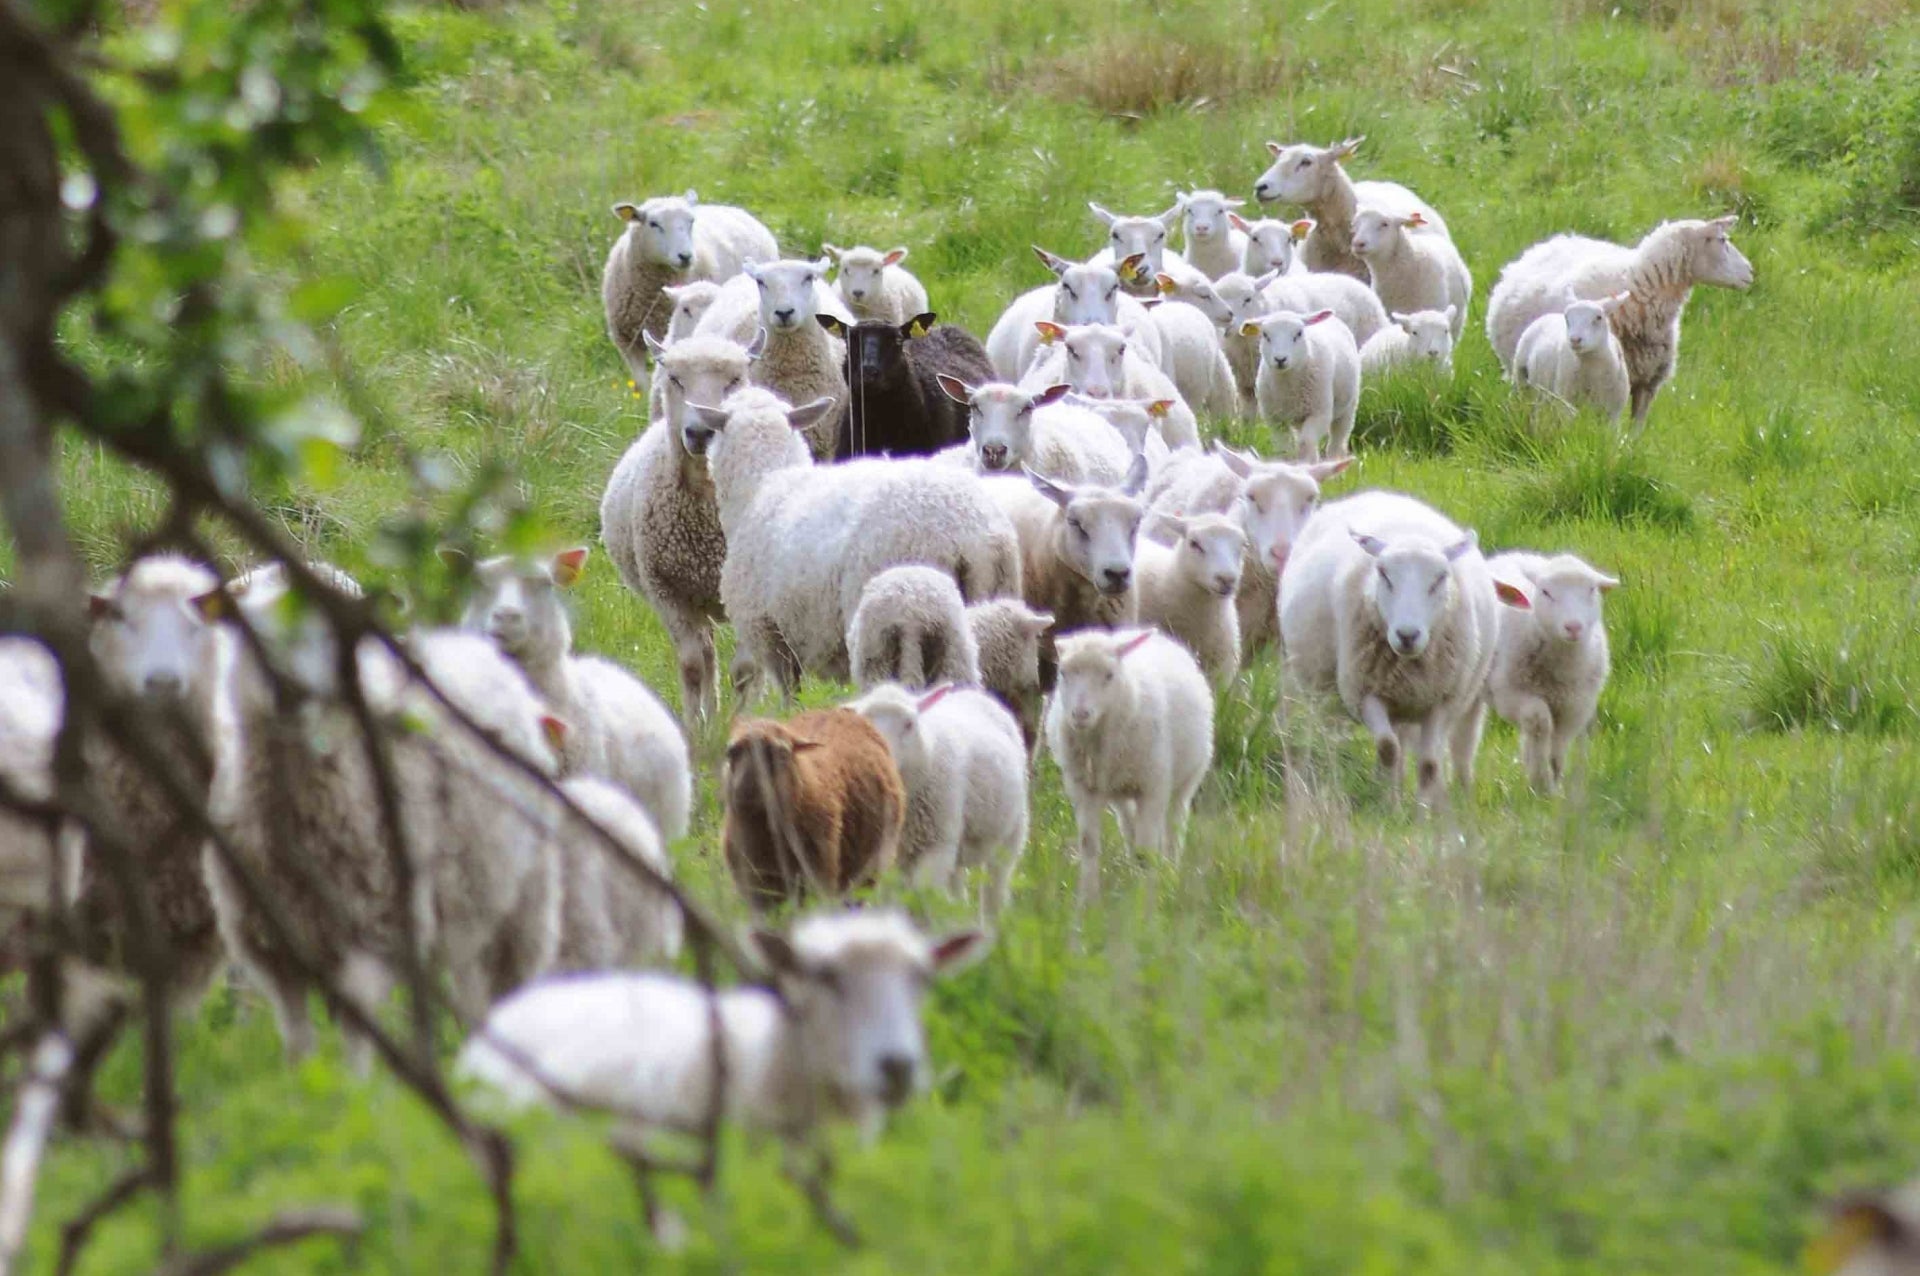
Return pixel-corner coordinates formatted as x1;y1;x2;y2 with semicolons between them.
23;0;1920;1270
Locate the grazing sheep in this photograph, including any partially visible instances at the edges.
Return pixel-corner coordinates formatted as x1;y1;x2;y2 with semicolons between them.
458;911;987;1143
720;709;905;911
1134;513;1245;684
1359;307;1458;376
985;248;1164;380
851;684;1029;916
1235;214;1312;278
983;454;1151;637
1349;208;1472;341
964;599;1055;753
695;257;852;458
1242;309;1361;461
1177;189;1249;280
1483;551;1617;793
601;191;778;380
1141;297;1240;418
1088;201;1191;297
1512;293;1632;420
821;312;993;458
823;244;929;325
1022;322;1200;447
1045;629;1214;906
847;565;982;692
1485;216;1754;424
935;379;1133;484
688;389;1021;696
1278;491;1519;806
550;775;683;973
1251;137;1450;280
458;547;691;840
600;332;757;727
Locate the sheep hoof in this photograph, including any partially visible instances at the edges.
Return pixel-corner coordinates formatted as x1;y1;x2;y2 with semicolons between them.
1374;736;1399;771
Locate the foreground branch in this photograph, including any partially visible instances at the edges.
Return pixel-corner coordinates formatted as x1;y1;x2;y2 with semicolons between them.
152;1207;363;1276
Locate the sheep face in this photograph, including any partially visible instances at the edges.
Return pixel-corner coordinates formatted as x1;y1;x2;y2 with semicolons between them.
1089;201;1181;280
1052;629;1151;729
1031;456;1150;597
1253;137;1360;206
1349;208;1415;259
1179;190;1243;244
1050;323;1130;400
1688;216;1753;290
849;684;937;778
1562;301;1614;356
954;382;1068;472
1164;513;1247;599
1212;273;1269;333
722;720;805;826
1155;273;1232;327
838;314;933;393
1048;261;1125;327
227;581;344;699
662;282;721;343
1239;218;1300;276
1228;456;1347;575
1515;556;1617;645
654;339;752;455
744;258;831;333
826;245;905;308
89;557;221;704
459;549;585;665
1352;531;1476;658
1250;313;1316;373
621;194;698;271
1391;308;1456;368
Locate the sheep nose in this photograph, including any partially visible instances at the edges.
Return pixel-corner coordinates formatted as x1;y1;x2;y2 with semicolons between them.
674;252;692;268
1101;566;1131;593
1214;574;1237;596
1254;182;1273;201
143;671;184;699
850;289;866;299
773;307;796;325
1394;627;1422;651
1085;385;1110;399
1563;621;1584;640
980;443;1008;468
877;1055;916;1105
1271;357;1289;370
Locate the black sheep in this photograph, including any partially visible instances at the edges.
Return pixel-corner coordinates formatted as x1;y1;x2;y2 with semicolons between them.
820;312;994;459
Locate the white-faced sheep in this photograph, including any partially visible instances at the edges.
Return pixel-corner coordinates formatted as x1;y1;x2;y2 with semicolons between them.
1485;216;1754;424
601;191;778;381
984;248;1164;381
694;257;853;458
1067;394;1176;475
1045;629;1214;906
1140;296;1239;418
983;454;1151;638
1177;190;1249;280
1088;201;1191;297
1241;309;1360;460
1483;551;1617;793
1251;137;1451;280
1359;307;1458;376
643;281;727;421
1213;271;1382;414
1151;271;1233;330
847;565;981;692
823;244;929;325
964;599;1055;754
1134;512;1246;684
935;380;1133;485
821;312;993;458
1235;214;1312;278
1349;208;1472;341
549;775;683;973
1512;293;1632;420
1022;323;1199;447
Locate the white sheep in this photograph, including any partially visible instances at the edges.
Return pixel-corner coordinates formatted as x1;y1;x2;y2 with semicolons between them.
1512;293;1632;420
1021;323;1199;447
1241;309;1360;461
1065;394;1175;475
458;547;691;840
457;910;987;1141
851;684;1029;917
1349;208;1472;341
1045;629;1213;906
549;775;682;973
1359;307;1458;376
1134;512;1245;684
1176;190;1249;280
1212;271;1383;414
1141;297;1239;418
984;248;1164;381
1234;214;1312;278
1250;137;1450;280
982;454;1150;637
0;638;75;930
846;565;982;692
1278;490;1519;806
694;257;853;458
964;599;1055;753
601;191;778;381
1485;216;1754;424
1483;552;1617;793
644;281;726;421
822;244;929;325
934;379;1133;484
1088;201;1191;296
1151;270;1233;330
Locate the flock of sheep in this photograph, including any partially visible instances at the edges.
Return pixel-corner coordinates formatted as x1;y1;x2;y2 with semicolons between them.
0;135;1758;1201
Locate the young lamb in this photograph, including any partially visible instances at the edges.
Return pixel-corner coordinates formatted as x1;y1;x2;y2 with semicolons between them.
984;248;1164;381
643;281;726;421
720;708;905;911
846;565;982;692
1512;293;1632;420
694;257;852;458
1277;490;1521;806
687;388;1021;697
822;244;929;325
1151;271;1234;330
1177;190;1249;280
1485;216;1754;424
1348;208;1472;341
457;911;987;1144
600;332;757;727
458;547;691;839
1133;512;1246;684
1088;201;1192;297
549;775;683;973
601;191;778;381
1242;309;1361;460
1359;307;1458;376
964;599;1055;754
1251;137;1451;280
1212;271;1383;414
934;379;1133;485
821;312;993;458
851;684;1029;917
1022;322;1199;447
982;454;1151;637
1045;629;1214;906
1141;296;1240;418
1235;214;1312;278
1483;551;1617;793
1066;394;1175;475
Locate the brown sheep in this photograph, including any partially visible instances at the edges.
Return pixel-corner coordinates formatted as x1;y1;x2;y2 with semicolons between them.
721;709;905;912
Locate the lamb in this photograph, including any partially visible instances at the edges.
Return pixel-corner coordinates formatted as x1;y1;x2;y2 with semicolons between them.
1177;190;1249;280
1044;629;1213;906
1088;201;1191;297
1213;271;1383;413
1242;309;1361;461
1511;293;1632;420
457;911;987;1145
1277;490;1521;806
694;257;852;458
964;599;1055;754
1151;271;1233;329
1484;216;1754;424
1066;394;1175;475
1250;136;1450;280
847;565;982;692
687;388;1021;696
458;546;692;840
1141;296;1239;418
934;379;1133;484
549;775;683;973
720;709;905;911
600;332;757;726
851;684;1029;917
1133;513;1245;684
983;454;1150;638
1349;208;1472;341
1021;322;1199;448
984;248;1164;381
1483;552;1617;793
601;191;778;381
1234;214;1312;278
644;281;725;421
822;244;929;325
1359;307;1458;376
821;312;992;458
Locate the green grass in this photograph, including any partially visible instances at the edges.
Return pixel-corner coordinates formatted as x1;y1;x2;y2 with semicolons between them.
15;0;1920;1270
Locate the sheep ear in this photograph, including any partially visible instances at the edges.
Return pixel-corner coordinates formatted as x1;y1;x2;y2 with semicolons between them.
683;189;698;206
1289;218;1314;241
935;374;974;406
1594;572;1620;593
435;545;470;571
1158;203;1183;228
743;260;766;282
1238;319;1263;338
790;738;825;753
1403;211;1427;229
821;243;843;261
1153;272;1178;295
1223;196;1246;209
1121;451;1150;497
1032;245;1072;277
1602;290;1631;312
1710;213;1738;230
1493;579;1531;610
811;255;832;276
1264;140;1283;157
916;684;955;713
930;930;990;973
1303;309;1336;326
749;930;802;978
1025;466;1076;509
1030;383;1071;411
1118;252;1147;283
613;202;640;222
642;331;669;358
551;547;590;587
816;313;848;338
1140;298;1162;310
1148;399;1174;418
786;397;838;432
1088;201;1117;227
1350;529;1387;557
1444;304;1458;321
1022;609;1056;636
1443;531;1478;561
1334;135;1364;159
1153;510;1189;537
902;312;937;338
88;592;114;620
744;327;768;359
1228;212;1252;233
882;247;908;266
1034;320;1066;345
1305;456;1352;482
190;587;232;623
1253;269;1279;289
1392;312;1416;333
1215;443;1253;478
539;714;570;753
1116;630;1154;658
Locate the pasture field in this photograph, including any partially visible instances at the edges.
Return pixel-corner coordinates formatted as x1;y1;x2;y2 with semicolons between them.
18;0;1920;1269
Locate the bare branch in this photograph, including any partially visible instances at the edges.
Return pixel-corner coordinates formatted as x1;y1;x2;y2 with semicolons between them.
152;1207;363;1276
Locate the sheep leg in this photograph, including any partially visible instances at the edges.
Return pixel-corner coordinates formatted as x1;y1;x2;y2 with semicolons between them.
983;845;1020;922
1359;695;1400;778
910;841;960;894
658;603;716;727
1168;770;1204;864
1549;710;1588;790
1450;700;1488;794
1068;790;1105;912
1130;788;1171;860
1413;710;1451;809
1493;688;1556;792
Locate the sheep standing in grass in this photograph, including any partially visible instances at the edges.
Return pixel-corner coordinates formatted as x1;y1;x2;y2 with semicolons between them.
1485;216;1754;424
1359;307;1458;377
823;244;929;325
852;684;1029;916
696;257;853;458
1243;309;1360;460
1134;513;1245;684
1022;323;1199;447
985;248;1164;380
936;379;1133;484
985;454;1150;637
1235;214;1311;278
1045;629;1213;907
1349;208;1471;341
965;599;1055;753
1177;190;1249;280
1088;201;1190;297
721;709;905;911
601;191;778;381
1484;552;1617;793
459;547;691;840
550;775;683;973
1251;137;1450;281
1213;271;1382;413
1512;293;1632;420
847;565;981;692
822;312;992;458
1141;295;1240;418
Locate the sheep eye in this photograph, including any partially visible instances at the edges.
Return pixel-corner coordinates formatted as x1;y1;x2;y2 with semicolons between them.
1189;540;1203;552
1111;231;1121;242
1538;586;1554;601
1297;158;1311;169
726;378;743;392
668;375;684;389
1428;576;1446;596
1062;285;1077;301
1377;565;1390;585
1104;287;1117;301
1067;349;1080;361
648;220;661;231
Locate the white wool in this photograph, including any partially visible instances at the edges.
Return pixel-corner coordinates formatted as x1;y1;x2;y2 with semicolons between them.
1243;310;1361;461
1512;296;1632;421
984;251;1164;381
1359;307;1458;377
944;381;1135;486
694;259;852;458
1261;270;1390;348
846;565;982;692
964;598;1055;753
824;244;929;325
601;191;778;382
979;453;1149;637
1483;551;1617;793
1249;137;1450;280
1134;512;1245;684
1177;189;1250;280
0;639;76;921
1143;298;1239;418
549;775;683;972
1020;323;1199;447
1349;208;1472;341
